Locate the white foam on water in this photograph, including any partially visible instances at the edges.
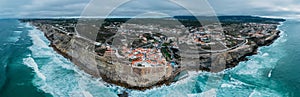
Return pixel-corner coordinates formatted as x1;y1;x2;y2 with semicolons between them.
13;31;22;33
175;71;203;85
28;28;53;58
129;71;214;97
187;89;217;97
8;37;20;42
131;19;288;97
228;23;288;96
28;29;49;48
7;30;23;42
233;26;287;78
220;76;254;89
206;22;288;97
25;23;32;28
82;91;94;97
268;70;273;78
32;55;118;97
234;60;263;76
220;83;233;88
23;57;46;81
23;21;289;97
262;53;269;57
249;89;261;97
26;25;119;97
249;88;284;97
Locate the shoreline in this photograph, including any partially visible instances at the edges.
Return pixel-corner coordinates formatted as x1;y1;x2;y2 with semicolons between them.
22;18;285;91
225;23;283;70
46;25;282;90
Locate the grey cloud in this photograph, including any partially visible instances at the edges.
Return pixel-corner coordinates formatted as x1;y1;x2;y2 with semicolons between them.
0;0;89;18
208;0;300;18
0;0;300;18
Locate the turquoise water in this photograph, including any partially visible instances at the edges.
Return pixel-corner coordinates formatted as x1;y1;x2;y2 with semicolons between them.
0;19;298;97
0;20;51;97
271;21;300;97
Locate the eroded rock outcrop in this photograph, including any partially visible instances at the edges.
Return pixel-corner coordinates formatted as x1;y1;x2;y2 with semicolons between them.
31;22;281;90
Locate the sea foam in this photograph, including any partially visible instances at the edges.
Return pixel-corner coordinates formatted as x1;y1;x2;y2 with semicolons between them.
27;27;53;58
23;57;46;81
23;21;289;97
26;24;119;97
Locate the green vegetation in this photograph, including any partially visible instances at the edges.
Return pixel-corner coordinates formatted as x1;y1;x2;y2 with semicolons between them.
162;43;171;47
161;48;172;61
137;64;143;67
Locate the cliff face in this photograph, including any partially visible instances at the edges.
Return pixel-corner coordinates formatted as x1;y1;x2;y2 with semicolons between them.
254;30;281;46
32;22;281;90
36;24;173;89
181;42;256;73
202;31;280;72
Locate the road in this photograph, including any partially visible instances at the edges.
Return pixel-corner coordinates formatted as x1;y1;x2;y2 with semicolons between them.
200;39;248;53
54;25;248;54
52;25;101;46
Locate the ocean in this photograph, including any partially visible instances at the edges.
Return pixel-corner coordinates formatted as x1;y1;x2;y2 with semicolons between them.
0;19;298;97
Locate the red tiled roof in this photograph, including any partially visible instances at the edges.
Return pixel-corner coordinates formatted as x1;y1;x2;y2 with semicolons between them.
136;53;143;57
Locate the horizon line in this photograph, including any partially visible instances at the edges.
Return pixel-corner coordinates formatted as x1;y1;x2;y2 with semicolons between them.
0;15;286;19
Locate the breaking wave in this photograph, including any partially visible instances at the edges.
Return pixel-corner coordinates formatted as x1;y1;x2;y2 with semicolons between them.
26;24;121;97
24;22;289;97
7;31;22;42
0;21;26;92
23;57;46;81
128;22;288;97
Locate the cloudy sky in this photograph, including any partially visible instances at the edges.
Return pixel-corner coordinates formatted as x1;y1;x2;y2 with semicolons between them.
0;0;299;19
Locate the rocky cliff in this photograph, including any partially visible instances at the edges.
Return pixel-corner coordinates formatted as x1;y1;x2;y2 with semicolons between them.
34;23;174;90
30;22;281;90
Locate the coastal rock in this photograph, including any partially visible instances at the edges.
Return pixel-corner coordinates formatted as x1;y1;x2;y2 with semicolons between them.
30;21;281;90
